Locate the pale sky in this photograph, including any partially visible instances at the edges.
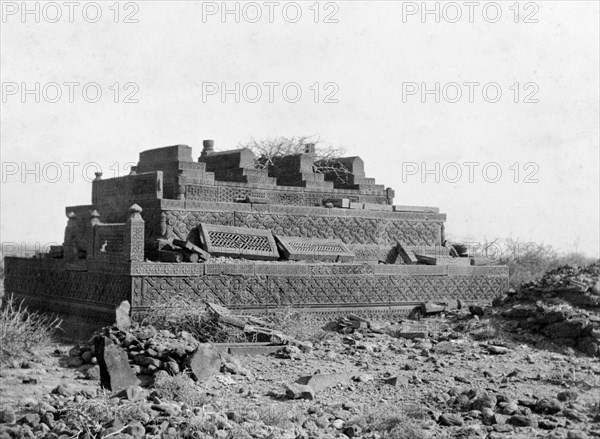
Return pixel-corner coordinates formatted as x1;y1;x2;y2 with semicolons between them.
1;1;599;257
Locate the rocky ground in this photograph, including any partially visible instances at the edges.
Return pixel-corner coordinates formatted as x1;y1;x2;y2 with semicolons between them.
0;263;599;439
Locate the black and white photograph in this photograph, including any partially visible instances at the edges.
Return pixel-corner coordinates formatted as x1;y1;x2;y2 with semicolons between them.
0;1;599;438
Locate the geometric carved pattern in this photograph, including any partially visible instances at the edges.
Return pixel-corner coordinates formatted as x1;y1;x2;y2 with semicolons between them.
144;208;443;249
4;257;130;324
199;223;279;260
133;272;507;311
5;257;508;323
182;182;384;206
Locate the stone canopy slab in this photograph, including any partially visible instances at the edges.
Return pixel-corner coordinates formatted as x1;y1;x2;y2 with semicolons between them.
274;235;355;262
198;223;279;260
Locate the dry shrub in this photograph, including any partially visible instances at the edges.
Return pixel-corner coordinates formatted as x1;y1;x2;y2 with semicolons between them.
0;295;61;364
268;307;331;343
154;373;208;408
254;405;290;428
347;404;429;439
139;295;249;343
470;322;498;341
62;392;150;437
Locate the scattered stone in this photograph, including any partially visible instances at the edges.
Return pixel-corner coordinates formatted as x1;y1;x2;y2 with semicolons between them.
557;390;578;402
567;431;589;439
487;345;510;355
383;376;409;387
439;413;464;426
297;372;354;391
508;415;537;427
52;384;73;397
469;306;484;317
535;398;562;415
284;383;315;400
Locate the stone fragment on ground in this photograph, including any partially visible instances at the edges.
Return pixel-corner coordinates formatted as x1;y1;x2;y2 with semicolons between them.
188;343;222;382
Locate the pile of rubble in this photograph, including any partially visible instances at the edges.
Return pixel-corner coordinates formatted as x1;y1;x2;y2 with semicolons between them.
494;262;600;356
67;303;313;394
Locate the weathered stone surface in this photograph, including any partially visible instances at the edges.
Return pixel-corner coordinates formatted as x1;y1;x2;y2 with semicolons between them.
188;343;221;382
94;336;139;392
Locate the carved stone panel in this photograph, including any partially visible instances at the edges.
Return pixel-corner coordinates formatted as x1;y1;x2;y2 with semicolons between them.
274;235;355;262
199;223;279;260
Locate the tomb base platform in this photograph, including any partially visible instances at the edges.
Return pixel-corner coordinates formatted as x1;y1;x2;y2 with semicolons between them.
4;257;509;328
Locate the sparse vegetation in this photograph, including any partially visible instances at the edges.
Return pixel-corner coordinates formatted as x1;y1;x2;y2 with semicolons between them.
238;135;352;183
347;404;429;439
463;238;597;289
0;295;61;365
153;373;208;408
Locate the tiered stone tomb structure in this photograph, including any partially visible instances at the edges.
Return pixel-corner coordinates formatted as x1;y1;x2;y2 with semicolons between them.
4;141;508;328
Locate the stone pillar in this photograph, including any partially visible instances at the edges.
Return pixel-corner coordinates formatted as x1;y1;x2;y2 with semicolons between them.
386;187;395;205
63;212;79;262
92;172;102;206
86;210;101;260
124;204;145;262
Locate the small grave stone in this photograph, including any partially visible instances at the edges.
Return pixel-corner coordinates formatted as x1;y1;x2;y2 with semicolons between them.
188;343;221;382
94;336;139;392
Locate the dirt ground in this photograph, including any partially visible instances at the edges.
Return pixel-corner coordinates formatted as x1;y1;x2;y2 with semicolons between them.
1;312;599;439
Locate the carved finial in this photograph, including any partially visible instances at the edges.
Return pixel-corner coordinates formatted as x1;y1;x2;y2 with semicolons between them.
94;172;103;181
129;204;142;214
67;211;77;219
201;139;215;157
90;210;100;219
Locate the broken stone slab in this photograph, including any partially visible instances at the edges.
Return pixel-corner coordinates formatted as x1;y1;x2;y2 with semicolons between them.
396;244;418;264
322;198;350;208
285;383;315;400
415;254;471;266
158;250;183;263
172;239;211;260
198;223;279;260
362;202;393;211
188;343;221;382
383;376;409;387
393;205;440;213
227;345;285;356
274;235;355;263
245;195;269;204
297;372;355;391
94;336;139;393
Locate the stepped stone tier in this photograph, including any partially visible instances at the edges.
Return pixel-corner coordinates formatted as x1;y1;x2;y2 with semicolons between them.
4;141;509;327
